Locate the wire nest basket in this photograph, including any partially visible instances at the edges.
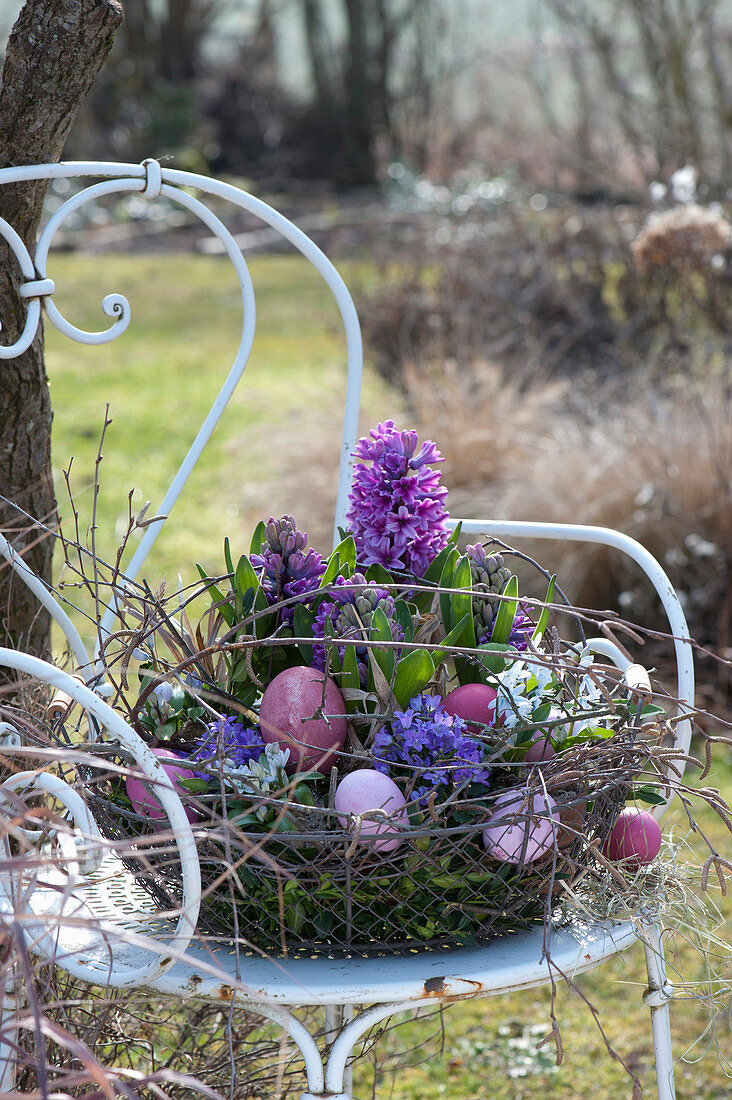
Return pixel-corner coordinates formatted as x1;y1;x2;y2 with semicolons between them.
77;565;669;956
86;733;645;957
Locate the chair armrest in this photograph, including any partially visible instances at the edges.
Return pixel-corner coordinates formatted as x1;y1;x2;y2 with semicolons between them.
448;518;695;808
0;647;201;987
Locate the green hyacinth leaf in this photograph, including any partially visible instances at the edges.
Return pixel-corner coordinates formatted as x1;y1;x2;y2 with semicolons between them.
532;574;556;642
450;554;476;642
223;536;235;578
234;554;260;598
249;521;267;557
365;561;395;586
331;535;357;577
438;547;460;633
370;606;396;682
413;528;460;614
293;603;315;664
393;648;435;709
434;612;474;659
340;642;361;703
196;564;236;626
319;549;342;591
394;599;415;644
476;643;512;675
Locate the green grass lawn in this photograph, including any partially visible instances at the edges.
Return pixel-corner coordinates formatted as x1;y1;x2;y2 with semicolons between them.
48;252;370;567
45;252;731;1099
46;251;396;648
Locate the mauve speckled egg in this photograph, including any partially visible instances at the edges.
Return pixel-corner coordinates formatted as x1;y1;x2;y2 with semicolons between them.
125;747;201;826
482;788;559;864
259;666;347;773
334;769;408;852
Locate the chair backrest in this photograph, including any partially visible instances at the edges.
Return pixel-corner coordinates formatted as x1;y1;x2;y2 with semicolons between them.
0;160;694;800
0;159;364;676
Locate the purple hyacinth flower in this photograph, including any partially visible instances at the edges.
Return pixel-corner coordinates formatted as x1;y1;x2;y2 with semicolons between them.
347;421;449;576
251;515;325;623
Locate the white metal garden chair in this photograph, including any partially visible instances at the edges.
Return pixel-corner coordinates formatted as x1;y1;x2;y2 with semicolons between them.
0;160;694;1099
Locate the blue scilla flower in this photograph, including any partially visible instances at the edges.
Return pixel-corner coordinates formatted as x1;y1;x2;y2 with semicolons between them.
192;715;264;772
373;693;492;804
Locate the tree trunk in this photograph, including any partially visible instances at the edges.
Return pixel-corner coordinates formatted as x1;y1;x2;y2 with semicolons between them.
300;0;333;110
0;0;124;658
342;0;377;186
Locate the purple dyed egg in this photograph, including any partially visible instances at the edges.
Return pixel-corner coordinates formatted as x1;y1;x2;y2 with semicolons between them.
125;747;201;826
442;683;498;731
334;769;408;852
605;808;662;866
523;734;555;762
482;788;559;864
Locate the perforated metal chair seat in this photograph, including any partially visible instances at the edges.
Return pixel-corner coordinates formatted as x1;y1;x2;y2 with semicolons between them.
22;850;641;1006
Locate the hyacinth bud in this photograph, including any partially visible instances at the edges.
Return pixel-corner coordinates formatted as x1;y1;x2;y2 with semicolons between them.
313;576;403;687
339;604;361;631
473;599;495;639
264;517;282;548
251;515;325;623
466;542;513;643
356;595;374;618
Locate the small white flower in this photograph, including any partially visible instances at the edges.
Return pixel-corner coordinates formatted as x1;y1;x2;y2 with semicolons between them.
223;742;292;798
577;674;603;705
498;694;534;728
0;722;22;749
530;662;555;694
263;742;290;771
153;681;173;707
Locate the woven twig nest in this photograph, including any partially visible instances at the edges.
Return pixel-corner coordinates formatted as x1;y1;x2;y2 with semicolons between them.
83;650;661;957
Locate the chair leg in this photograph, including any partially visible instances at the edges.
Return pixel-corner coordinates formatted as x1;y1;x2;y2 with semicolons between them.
325;1005;354;1097
0;978;18;1093
642;921;676;1100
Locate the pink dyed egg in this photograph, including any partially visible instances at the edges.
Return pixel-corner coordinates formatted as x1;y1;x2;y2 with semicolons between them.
482;788;559;864
334;769;408;852
605;808;662;866
442;683;498;731
125;747;201;825
523;734;555;763
259;666;347;774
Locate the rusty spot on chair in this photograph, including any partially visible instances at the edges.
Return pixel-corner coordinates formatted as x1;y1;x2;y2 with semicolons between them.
422;976;484;1000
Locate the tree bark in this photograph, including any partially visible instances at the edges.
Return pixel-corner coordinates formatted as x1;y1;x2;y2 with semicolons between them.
342;0;377;186
0;0;123;658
